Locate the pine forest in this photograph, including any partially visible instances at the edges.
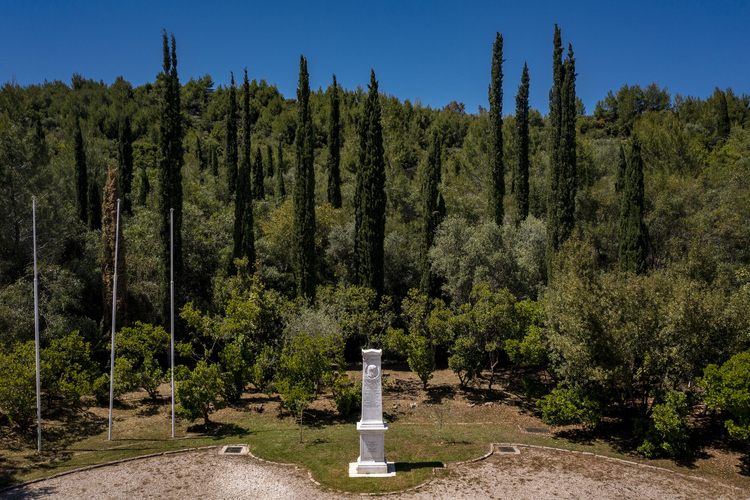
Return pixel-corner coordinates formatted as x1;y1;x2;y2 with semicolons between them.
2;26;750;472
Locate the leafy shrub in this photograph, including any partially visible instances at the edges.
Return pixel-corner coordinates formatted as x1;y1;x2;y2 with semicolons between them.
116;322;169;400
505;324;548;366
538;387;602;428
385;327;435;390
636;391;692;458
251;344;277;394
41;331;96;407
448;335;484;389
175;361;225;425
276;332;342;440
331;374;362;417
219;338;251;403
699;351;750;444
0;341;36;430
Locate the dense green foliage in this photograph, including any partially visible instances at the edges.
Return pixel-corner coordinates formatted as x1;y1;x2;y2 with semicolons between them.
700;351;750;444
114;322;169;399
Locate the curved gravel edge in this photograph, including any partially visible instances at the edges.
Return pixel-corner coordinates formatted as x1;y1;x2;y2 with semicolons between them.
0;446;219;496
504;443;747;497
1;442;746;498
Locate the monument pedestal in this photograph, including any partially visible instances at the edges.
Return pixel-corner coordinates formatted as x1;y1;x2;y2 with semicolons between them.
350;350;396;477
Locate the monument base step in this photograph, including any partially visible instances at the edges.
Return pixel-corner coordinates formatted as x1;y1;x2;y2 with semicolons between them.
348;461;396;477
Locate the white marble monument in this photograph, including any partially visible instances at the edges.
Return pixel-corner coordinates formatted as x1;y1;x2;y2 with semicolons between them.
349;349;396;477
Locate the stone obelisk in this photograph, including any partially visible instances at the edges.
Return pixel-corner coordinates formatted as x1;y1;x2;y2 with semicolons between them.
349;349;395;476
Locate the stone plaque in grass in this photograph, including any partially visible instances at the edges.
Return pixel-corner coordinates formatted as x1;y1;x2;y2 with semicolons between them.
496;446;520;454
220;445;248;455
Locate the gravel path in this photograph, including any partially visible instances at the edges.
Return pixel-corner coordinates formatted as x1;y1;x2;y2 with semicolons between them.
3;447;746;500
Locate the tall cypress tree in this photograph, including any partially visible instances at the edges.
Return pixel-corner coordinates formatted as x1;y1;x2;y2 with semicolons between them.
226;73;239;194
232;69;255;274
292;55;316;299
419;132;443;298
74;117;88;226
157;31;183;324
118;114;134;215
515;62;530;222
546;25;577;280
618;135;648;275
253;146;264;199
487;32;505;226
327;74;342;208
275;140;286;200
355;69;387;298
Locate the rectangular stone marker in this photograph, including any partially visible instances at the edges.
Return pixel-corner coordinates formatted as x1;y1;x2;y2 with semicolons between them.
349;349;396;477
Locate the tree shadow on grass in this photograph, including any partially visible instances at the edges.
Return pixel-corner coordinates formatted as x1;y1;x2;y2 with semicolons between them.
301;407;351;429
555;418;640;452
396;461;444;473
211;422;249;439
424;384;456;405
42;408;107;448
136;401;162;417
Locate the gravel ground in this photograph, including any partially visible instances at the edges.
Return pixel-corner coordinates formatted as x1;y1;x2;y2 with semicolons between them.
3;447;746;500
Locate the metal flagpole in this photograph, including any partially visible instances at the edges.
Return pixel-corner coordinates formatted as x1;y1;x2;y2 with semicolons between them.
108;199;121;441
33;197;41;452
170;208;175;438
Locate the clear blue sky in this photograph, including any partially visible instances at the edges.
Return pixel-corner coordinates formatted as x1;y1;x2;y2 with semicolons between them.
2;0;748;115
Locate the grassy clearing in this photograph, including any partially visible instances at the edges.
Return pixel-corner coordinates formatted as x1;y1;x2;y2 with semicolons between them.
1;365;748;494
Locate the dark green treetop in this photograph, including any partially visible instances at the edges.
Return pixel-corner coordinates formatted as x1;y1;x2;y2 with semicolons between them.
715;87;730;140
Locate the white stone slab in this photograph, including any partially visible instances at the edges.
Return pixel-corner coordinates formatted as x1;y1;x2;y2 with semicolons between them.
349;461;396;477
